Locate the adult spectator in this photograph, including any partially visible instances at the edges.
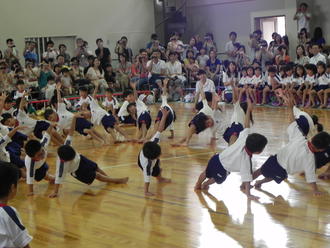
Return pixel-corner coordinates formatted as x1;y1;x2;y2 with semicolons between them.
146;33;159;49
268;33;282;55
24;60;39;87
104;63;118;90
116;54;131;91
167;33;184;56
74;38;91;68
58;44;70;64
225;32;238;61
86;57;108;92
95;38;111;69
42;40;58;62
23;41;38;64
146;50;166;92
183;37;198;59
235;45;250;70
4;39;19;67
248;30;266;60
56;54;66;68
309;43;326;65
203;33;217;54
115;36;133;62
298;28;310;50
0;62;14;92
194;69;215;104
293;3;311;33
147;39;166;60
166;51;186;101
255;40;273;71
206;50;221;83
196;47;209;70
131;49;149;90
275;45;290;65
295;45;309;65
195;35;204;51
70;57;84;81
311;27;326;47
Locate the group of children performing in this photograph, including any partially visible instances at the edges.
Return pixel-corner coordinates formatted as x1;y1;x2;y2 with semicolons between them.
222;61;330;108
0;70;330;247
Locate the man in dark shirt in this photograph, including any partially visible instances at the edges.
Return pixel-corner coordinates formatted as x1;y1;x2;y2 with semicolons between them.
95;38;111;70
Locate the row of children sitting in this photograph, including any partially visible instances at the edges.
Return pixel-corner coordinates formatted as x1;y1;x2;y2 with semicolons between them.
221;61;330;108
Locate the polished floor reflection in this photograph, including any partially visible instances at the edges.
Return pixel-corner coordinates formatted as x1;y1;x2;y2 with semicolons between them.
12;103;330;248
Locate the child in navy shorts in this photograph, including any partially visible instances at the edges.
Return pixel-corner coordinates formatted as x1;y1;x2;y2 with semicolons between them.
118;90;137;125
146;78;176;140
195;97;267;200
16;92;63;145
130;82;152;142
83;81;131;143
172;89;219;147
49;113;129;198
44;84;105;144
138;107;171;196
24;124;56;196
253;95;330;196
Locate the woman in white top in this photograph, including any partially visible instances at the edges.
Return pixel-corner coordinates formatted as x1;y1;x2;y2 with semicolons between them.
86;58;107;93
222;61;239;103
295;45;310;66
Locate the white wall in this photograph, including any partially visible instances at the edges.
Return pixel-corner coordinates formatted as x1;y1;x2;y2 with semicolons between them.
184;0;299;56
0;0;155;60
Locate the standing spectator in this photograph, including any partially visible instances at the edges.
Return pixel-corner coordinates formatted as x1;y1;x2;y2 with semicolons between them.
23;41;38;64
206;50;221;84
4;39;19;67
225;32;238;61
255;40;273;71
298;28;310;50
42;40;58;62
58;44;70;64
196;47;209;70
166;51;186;101
295;45;309;65
95;38;111;70
115;36;133;62
311;27;326;47
203;33;217;54
116;54;132;91
183;37;198;59
74;38;91;68
293;3;311;33
309;44;327;65
248;30;266;60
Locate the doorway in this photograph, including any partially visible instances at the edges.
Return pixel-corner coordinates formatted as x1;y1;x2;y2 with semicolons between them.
254;16;286;45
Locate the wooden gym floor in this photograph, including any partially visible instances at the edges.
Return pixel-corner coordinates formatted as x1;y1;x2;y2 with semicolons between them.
12;103;330;248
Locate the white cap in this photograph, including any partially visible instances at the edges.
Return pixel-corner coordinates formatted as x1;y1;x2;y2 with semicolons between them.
138;94;147;102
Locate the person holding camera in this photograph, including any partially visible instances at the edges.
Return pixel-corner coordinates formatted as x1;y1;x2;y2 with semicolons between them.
131;49;149;90
203;33;217;54
294;3;311;33
254;40;274;71
115;36;133;62
74;38;91;68
95;38;111;70
42;40;58;62
23;41;38;65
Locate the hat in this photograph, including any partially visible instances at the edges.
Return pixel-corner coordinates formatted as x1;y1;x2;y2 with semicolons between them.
138;94;147;102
